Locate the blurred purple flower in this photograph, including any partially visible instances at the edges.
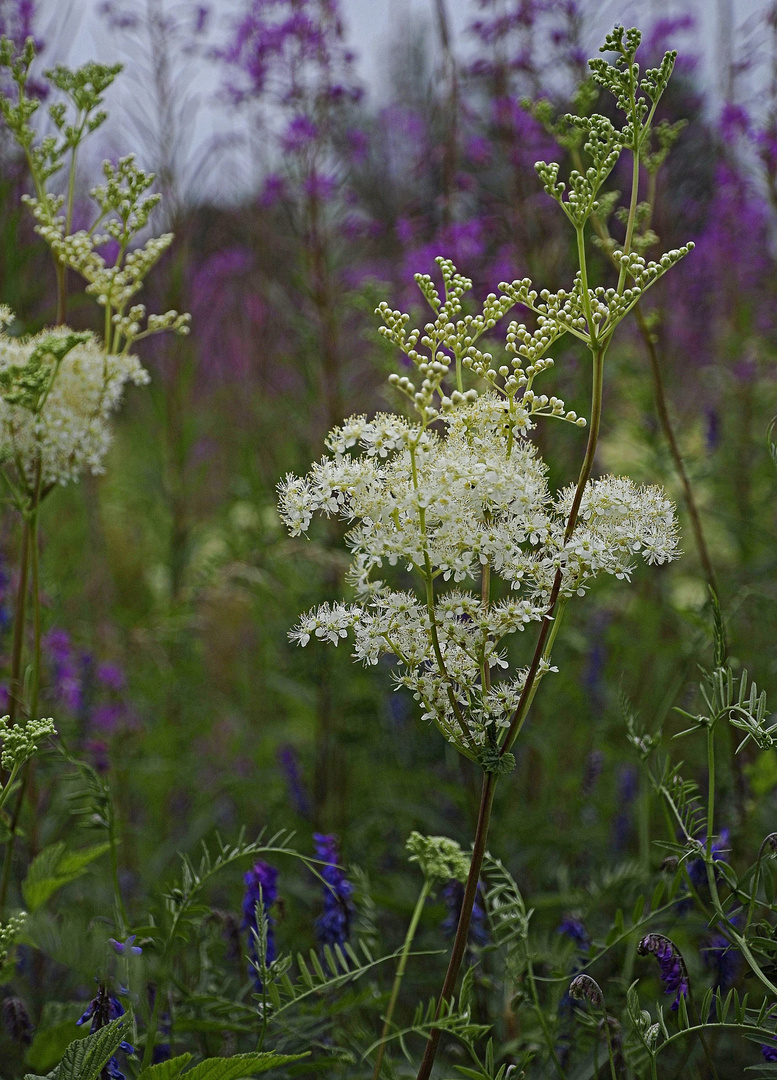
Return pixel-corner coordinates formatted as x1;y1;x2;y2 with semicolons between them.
109;935;142;957
282;113;319;152
345;126;369;164
558;916;590;952
442;879;488;947
277;744;312;819
302;169;338;201
97;663;125;692
638;933;689;1010
45;629;82;714
242;861;278;986
313;832;353;949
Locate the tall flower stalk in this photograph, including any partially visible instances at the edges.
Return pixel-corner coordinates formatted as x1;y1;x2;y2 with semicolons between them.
0;37;189;915
279;26;692;1077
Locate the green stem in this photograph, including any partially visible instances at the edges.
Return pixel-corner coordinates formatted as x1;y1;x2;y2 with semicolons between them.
372;881;432;1080
616;147;641;296
633;305;717;592
7;511;31;725
602;1010;618;1080
0;765;20;815
501;338;605;759
745;834;776;935
527;956;565;1080
706;724;715;866
142;982;164;1068
109;801;129;934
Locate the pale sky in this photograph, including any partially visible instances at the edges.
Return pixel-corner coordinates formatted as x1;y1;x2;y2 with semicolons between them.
30;0;775;204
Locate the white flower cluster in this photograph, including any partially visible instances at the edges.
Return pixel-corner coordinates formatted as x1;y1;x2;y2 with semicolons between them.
279;392;679;750
0;318;149;487
21;156;190;349
0;714;56;771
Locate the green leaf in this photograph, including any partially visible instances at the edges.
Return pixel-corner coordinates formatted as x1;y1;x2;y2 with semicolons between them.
650;880;665;910
137;1055;193;1080
22;842;111;911
26;1014;132;1080
25;1022;87;1072
182;1054;308;1080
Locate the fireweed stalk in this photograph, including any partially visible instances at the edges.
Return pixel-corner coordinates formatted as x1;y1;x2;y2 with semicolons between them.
0;39;189;916
278;27;690;1077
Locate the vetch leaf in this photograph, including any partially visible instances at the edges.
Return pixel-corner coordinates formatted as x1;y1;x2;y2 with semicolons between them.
22;842;111;911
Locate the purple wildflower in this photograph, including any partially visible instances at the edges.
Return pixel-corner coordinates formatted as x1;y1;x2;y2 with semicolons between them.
688;830;730;891
282;113;319;152
241;861;278;983
1;997;32;1044
703;928;741;996
97;664;125;692
613;765;638;852
45;629;82;714
582;750;605;798
0;559;12;635
76;985;133;1077
762;1041;777;1062
313;833;353;948
638;934;689;1010
277;744;312;819
558;916;590;953
109;935;142;956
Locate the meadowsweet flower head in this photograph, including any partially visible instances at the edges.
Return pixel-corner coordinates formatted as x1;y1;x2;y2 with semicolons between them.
0;323;149;488
279;262;680;755
406;831;470;888
0;714;55;771
638;933;689;1010
313;832;354;949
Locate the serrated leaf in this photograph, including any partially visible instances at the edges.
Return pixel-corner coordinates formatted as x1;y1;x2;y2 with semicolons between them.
137;1055;193;1080
182;1053;308;1080
29;1014;132;1080
22;842;111;911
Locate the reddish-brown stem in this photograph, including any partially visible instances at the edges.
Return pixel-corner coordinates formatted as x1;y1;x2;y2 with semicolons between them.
415;771;496;1080
633;305;717;593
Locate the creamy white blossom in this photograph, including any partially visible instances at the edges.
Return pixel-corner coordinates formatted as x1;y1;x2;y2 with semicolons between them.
0;322;149;487
279;389;679;752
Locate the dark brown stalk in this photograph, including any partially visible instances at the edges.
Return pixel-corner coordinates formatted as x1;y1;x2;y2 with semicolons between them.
500;343;605;757
633;306;717;592
415;771;496;1080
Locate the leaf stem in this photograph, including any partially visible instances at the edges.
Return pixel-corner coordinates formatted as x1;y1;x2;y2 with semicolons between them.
372;881;432;1080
